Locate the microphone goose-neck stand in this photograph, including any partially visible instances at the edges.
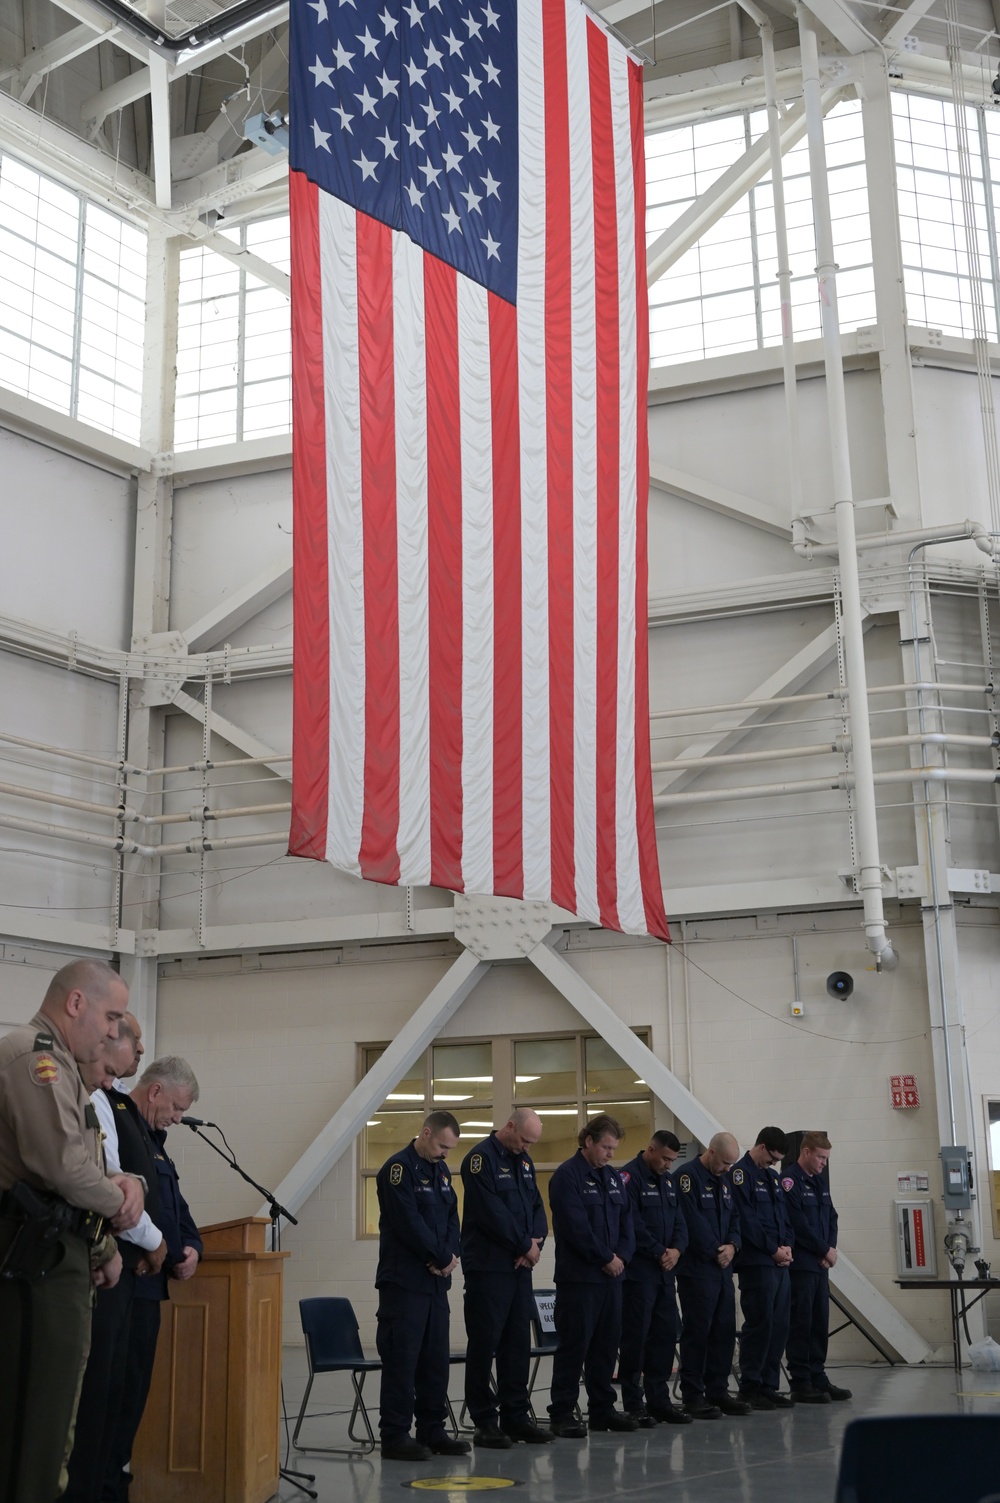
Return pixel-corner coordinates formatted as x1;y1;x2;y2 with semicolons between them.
185;1122;317;1500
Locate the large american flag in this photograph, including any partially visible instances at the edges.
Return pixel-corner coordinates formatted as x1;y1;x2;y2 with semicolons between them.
287;0;669;940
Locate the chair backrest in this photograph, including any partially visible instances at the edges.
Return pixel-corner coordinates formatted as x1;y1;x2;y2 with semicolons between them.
299;1297;366;1373
835;1416;1000;1503
531;1289;558;1351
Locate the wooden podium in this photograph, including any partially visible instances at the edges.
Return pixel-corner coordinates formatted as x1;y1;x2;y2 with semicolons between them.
132;1217;289;1503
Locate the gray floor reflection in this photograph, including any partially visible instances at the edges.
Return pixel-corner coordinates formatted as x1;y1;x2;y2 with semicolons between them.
276;1356;1000;1503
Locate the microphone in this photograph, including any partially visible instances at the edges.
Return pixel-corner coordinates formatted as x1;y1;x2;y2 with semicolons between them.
181;1116;217;1128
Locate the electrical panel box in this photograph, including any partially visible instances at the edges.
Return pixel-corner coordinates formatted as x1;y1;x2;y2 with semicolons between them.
940;1145;972;1210
895;1199;937;1278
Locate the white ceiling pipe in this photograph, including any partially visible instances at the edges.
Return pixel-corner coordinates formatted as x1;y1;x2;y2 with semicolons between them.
157;831;290;856
142;753;291;778
652;730;999;771
793;516;997;559
143;801;291;825
651;682;993;719
655;765;1000;807
799;4;895;971
0;809;152;855
0;727;132;772
0;778;132;821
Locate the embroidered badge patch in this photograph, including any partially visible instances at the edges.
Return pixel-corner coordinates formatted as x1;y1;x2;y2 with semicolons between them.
782;1176;795;1192
470;1155;482;1174
732;1168;744;1185
679;1174;691;1193
31;1053;59;1086
621;1171;631;1184
390;1163;403;1186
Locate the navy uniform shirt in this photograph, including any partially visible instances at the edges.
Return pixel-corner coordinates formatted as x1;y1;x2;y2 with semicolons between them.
621;1152;689;1286
460;1131;547;1273
130;1119;202;1302
376;1139;460;1293
782;1162;837;1273
731;1151;793;1270
675;1155;740;1277
548;1150;634;1284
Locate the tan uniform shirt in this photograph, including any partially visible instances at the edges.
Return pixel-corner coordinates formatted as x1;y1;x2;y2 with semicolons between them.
0;1010;124;1218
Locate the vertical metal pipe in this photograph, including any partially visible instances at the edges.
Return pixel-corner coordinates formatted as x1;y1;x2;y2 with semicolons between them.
798;5;895;967
760;19;803;511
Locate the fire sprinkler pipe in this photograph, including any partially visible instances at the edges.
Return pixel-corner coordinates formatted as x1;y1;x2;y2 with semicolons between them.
655;764;1000;808
793;517;997;560
651;730;1000;772
798;3;895;970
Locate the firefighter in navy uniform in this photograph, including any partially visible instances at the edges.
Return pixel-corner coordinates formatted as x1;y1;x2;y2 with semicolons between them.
546;1113;636;1438
783;1130;851;1403
731;1127;795;1409
460;1108;552;1447
619;1130;692;1426
675;1132;751;1419
376;1110;470;1462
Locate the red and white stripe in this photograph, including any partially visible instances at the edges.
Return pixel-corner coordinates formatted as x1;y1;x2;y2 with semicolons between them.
289;0;668;941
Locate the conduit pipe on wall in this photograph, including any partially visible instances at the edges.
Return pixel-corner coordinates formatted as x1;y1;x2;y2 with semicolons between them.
738;1;803;513
798;3;895;970
651;682;993;719
792;517;998;560
0;809;292;859
655;764;1000;807
652;730;1000;771
0;780;290;828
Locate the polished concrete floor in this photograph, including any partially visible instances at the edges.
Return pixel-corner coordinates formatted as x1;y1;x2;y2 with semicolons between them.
273;1356;1000;1503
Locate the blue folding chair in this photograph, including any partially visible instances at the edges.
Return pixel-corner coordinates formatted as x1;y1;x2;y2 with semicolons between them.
835;1415;1000;1502
293;1297;382;1456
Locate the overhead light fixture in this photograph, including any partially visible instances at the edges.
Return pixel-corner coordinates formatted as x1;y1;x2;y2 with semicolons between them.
386;1093;424;1101
515;1075;541;1083
432;1094;473;1102
536;1108;578;1117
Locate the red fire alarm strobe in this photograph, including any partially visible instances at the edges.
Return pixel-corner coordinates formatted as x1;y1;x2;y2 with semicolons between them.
890;1073;920;1109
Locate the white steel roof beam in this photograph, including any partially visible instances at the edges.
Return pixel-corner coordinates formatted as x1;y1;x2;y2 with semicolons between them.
82;65;152;133
647;91;841;287
15;21;117;104
799;0;873;51
148;53;172;208
528;937;931;1364
652;619;870;796
649;460;789;536
257;948;491;1221
171;690;290;782
184;230;291;297
881;0;939;48
179;554;293;652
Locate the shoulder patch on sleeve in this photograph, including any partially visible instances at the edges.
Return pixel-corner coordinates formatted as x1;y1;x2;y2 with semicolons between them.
679;1173;691;1193
781;1176;794;1192
470;1154;482;1174
620;1170;630;1184
389;1162;403;1186
30;1053;59;1086
732;1167;744;1185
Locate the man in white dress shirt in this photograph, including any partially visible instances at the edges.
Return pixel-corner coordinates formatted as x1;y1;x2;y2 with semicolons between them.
64;1017;166;1503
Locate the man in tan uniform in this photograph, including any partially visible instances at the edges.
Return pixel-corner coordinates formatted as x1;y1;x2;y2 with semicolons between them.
0;958;144;1503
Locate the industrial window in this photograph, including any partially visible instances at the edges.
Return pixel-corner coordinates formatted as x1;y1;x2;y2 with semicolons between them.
646;99;876;367
986;1098;1000;1240
358;1029;654;1236
893;91;999;339
175;216;291;451
0;152;146;444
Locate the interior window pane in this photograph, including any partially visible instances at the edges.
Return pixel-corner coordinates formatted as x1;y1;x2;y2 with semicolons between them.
514;1037;576;1099
532;1108;582;1165
585;1099;655;1163
585;1036;650;1098
432;1042;492;1103
363;1108;425;1170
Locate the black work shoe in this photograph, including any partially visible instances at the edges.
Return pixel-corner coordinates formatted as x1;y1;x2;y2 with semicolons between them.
683;1398;722;1419
739;1388;776;1411
823;1384;853;1401
625;1409;659;1429
549;1416;588;1438
381;1436;432;1460
712;1394;753;1416
761;1389;794;1409
420;1434;471;1455
474;1426;513;1449
648;1404;694;1425
589;1410;639;1432
790;1387;831;1404
502;1422;554;1443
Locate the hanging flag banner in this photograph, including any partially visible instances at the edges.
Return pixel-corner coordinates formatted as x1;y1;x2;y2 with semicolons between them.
287;0;669;941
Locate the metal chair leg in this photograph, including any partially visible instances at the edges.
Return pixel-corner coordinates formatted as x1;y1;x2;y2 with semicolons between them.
294;1368;376;1457
292;1372;316;1451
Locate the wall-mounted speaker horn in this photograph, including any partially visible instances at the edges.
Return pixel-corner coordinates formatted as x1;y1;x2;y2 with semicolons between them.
826;971;854;999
